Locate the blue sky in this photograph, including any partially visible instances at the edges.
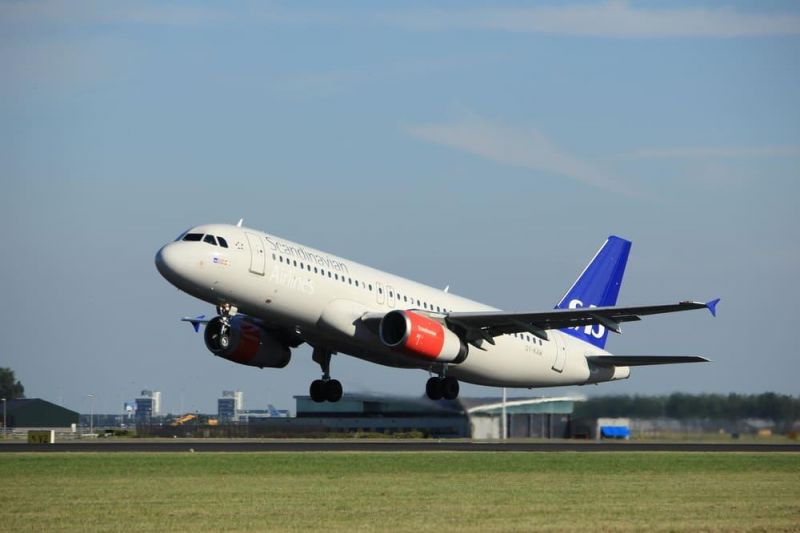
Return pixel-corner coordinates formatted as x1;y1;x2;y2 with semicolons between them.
2;1;798;414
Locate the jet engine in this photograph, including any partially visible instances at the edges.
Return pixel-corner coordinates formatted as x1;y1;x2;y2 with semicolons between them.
204;315;291;368
379;310;468;363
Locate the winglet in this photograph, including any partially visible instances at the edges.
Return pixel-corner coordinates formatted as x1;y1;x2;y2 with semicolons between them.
705;298;720;317
181;314;206;332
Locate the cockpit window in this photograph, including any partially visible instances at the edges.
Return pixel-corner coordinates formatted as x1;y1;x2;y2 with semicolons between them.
203;235;218;246
218;237;228;248
175;230;189;242
183;233;203;242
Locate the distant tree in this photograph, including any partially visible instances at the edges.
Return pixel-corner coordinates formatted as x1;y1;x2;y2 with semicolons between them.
0;367;24;400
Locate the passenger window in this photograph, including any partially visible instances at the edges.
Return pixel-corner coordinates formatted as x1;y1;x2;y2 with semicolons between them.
436;306;440;312
335;274;339;280
369;284;373;291
218;237;229;248
183;233;203;242
378;287;383;294
203;235;217;246
307;264;311;271
272;254;276;260
354;280;359;287
300;262;304;269
348;278;352;285
293;260;297;267
328;272;331;278
314;267;318;274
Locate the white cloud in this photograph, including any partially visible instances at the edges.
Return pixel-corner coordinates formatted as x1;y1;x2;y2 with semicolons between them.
382;1;800;38
407;117;626;192
619;145;800;160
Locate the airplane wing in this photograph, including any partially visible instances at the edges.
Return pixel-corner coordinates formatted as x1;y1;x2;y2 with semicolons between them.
445;299;719;345
586;355;709;366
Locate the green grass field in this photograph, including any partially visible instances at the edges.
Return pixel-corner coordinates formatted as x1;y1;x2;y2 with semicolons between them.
2;452;798;532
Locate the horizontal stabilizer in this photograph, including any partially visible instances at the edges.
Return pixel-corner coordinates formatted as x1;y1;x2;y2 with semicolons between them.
586;355;709;366
181;314;209;333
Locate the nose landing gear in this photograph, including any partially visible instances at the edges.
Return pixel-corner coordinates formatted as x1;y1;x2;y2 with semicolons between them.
310;347;343;403
215;303;238;349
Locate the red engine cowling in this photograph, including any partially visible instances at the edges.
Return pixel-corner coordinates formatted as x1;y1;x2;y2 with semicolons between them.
379;310;468;363
204;315;291;368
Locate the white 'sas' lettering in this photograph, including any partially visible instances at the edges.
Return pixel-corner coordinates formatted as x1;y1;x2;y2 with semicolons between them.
568;298;605;339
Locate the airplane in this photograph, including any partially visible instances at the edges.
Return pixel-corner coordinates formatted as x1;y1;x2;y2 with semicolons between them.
155;222;718;403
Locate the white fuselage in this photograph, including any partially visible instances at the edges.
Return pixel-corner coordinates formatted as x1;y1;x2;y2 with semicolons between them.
157;223;619;388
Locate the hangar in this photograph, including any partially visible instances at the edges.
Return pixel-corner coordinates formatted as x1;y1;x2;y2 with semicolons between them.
2;398;79;429
295;394;584;439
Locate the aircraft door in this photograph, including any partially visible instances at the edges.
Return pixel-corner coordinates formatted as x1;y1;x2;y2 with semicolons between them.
245;232;266;275
552;332;566;373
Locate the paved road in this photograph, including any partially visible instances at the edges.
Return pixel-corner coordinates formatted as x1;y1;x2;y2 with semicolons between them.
1;440;798;453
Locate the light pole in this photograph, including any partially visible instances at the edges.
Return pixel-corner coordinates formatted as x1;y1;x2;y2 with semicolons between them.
2;398;6;439
501;387;507;440
88;394;95;435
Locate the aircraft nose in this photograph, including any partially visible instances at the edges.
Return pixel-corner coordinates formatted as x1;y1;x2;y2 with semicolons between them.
155;242;183;283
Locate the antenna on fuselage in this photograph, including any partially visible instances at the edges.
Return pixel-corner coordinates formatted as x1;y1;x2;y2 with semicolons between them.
444;285;450;293
236;218;243;227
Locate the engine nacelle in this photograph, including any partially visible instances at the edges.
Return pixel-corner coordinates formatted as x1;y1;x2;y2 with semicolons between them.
204;315;291;368
379;310;468;363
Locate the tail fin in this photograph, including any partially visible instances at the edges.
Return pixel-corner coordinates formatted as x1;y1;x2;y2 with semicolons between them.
556;236;632;349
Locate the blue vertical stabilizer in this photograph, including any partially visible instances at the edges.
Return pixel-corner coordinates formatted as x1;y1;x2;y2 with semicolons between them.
556;236;632;349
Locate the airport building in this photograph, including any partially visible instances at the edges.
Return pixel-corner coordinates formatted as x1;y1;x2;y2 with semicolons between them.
134;390;161;423
293;394;584;439
218;390;244;421
2;398;79;429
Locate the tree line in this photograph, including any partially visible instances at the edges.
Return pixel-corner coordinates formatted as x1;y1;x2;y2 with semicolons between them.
574;393;800;422
0;367;24;400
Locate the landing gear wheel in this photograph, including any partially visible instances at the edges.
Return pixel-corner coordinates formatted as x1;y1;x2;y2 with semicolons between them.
310;380;326;403
325;380;343;402
426;377;444;400
441;376;459;400
219;334;231;350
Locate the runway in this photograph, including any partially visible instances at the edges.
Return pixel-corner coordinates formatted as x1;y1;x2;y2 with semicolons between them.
1;439;799;453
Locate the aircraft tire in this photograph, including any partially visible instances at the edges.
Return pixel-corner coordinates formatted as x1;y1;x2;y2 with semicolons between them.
219;334;231;350
325;379;343;402
442;377;459;400
426;377;443;400
310;379;326;403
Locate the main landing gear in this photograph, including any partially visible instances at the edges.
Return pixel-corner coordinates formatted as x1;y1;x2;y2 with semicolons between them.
310;347;343;403
426;375;459;401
